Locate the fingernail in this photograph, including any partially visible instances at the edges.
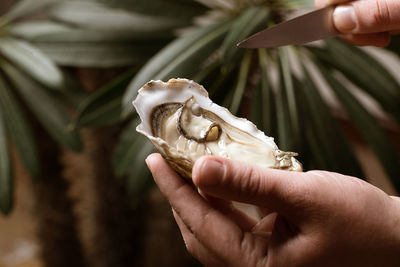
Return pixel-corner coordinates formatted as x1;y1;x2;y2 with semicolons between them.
334;5;356;32
145;155;152;165
202;159;224;176
145;153;157;169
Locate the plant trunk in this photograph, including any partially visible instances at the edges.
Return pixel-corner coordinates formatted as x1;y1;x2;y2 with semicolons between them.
62;127;145;267
32;122;86;267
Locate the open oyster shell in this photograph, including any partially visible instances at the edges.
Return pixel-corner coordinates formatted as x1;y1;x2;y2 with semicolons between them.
133;78;302;179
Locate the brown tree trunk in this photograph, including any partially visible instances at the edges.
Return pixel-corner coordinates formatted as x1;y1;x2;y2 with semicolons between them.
60;68;198;267
62;127;145;267
32;123;86;267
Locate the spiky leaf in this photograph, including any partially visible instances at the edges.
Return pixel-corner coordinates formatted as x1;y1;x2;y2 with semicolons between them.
0;37;64;89
10;21;170;67
230;50;252;114
298;57;364;177
2;62;82;151
257;48;275;137
2;0;58;23
77;70;135;127
317;61;400;191
0;72;40;177
122;20;232;116
221;6;269;63
88;0;207;20
309;40;400;125
49;1;184;33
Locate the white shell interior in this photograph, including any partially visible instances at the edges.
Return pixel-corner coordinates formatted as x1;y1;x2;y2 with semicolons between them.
134;79;277;144
133;78;300;171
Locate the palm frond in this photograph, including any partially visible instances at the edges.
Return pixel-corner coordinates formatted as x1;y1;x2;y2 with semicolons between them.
88;0;208;20
112;119;147;177
76;70;136;127
122;19;232;116
0;72;40;177
221;6;269;63
2;62;82;151
307;40;400;125
230;50;252;114
1;0;58;24
0;37;64;89
10;21;173;67
314;58;400;190
49;1;185;33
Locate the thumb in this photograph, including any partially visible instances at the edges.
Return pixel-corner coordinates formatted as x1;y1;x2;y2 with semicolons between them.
333;0;400;34
192;156;307;219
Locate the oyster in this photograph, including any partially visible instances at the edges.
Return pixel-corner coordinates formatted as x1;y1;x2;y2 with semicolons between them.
134;78;302;179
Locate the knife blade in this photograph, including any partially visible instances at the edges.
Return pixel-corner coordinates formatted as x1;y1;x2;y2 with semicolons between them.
238;6;338;48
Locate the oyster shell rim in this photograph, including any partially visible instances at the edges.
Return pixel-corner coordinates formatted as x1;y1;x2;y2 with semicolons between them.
133;78;303;179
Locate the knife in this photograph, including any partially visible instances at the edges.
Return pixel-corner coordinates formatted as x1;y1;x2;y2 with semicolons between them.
238;6;338;48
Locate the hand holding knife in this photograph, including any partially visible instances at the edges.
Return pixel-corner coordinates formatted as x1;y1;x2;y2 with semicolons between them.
238;0;400;48
238;6;338;48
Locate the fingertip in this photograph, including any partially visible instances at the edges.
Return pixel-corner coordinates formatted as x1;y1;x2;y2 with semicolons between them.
192;156;225;189
145;153;161;168
192;156;207;182
145;152;158;162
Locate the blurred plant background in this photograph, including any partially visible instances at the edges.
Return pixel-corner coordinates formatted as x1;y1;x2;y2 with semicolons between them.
0;0;399;266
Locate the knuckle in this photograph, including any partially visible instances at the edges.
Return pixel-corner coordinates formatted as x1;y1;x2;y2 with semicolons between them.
283;178;311;208
366;0;392;27
238;166;264;200
291;171;326;203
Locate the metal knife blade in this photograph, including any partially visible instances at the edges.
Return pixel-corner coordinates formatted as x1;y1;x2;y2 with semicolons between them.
238;6;338;48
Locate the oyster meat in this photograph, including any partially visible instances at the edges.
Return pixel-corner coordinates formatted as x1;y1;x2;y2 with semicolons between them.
134;78;302;179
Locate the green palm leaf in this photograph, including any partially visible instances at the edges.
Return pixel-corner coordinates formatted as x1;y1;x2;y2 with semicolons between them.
221;6;269;63
280;47;300;145
90;0;207;20
316;59;400;190
1;0;58;24
0;37;64;89
257;48;276;137
308;39;400;125
230;50;252;114
275;47;300;151
2;62;82;151
122;20;232;116
284;0;315;8
10;21;169;67
0;72;40;177
49;1;184;33
113;119;144;177
298;55;364;177
76;70;136;127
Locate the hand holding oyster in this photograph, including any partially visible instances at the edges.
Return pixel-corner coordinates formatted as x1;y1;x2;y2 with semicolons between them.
133;78;302;179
